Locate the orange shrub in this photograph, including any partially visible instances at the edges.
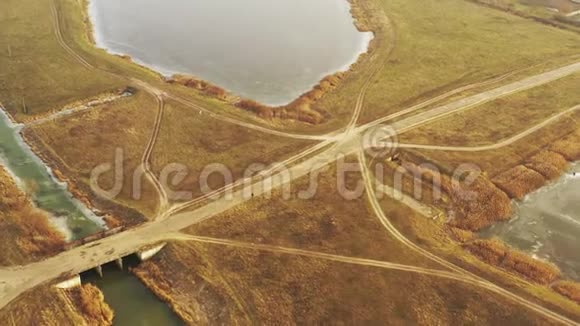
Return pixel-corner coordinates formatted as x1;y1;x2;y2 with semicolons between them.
76;284;114;324
525;151;569;180
553;281;580;304
464;239;509;265
492;165;546;200
503;250;561;285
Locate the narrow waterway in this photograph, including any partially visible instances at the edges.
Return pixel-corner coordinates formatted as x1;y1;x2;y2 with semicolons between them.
0;109;104;239
0;108;183;324
82;256;183;326
482;163;580;280
89;0;373;106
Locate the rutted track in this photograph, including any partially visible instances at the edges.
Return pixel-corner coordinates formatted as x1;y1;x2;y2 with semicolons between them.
171;233;578;324
141;93;170;215
12;1;577;324
397;104;580;152
358;150;579;326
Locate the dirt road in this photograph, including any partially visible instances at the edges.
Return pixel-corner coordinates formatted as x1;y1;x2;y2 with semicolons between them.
397;104;580;152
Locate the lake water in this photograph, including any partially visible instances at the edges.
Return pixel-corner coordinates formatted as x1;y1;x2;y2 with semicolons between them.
482;163;580;280
0;109;105;240
89;0;373;106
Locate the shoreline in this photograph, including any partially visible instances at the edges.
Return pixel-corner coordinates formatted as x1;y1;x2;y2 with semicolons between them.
0;109;107;238
84;0;379;124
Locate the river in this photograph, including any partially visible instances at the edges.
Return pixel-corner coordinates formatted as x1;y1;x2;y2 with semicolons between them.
0;109;182;324
0;109;105;240
82;256;183;326
89;0;373;106
482;163;580;280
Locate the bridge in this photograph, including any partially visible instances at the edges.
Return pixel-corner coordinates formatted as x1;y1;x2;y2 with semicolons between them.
54;242;167;289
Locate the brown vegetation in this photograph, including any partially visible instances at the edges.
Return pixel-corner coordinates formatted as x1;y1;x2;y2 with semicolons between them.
397;158;513;231
23;92;158;220
0;284;112;325
464;239;509;266
553;281;580;304
550;129;580;161
446;227;476;243
132;245;240;325
503;250;561;285
492;165;547;200
131;241;558;324
0;166;65;266
525;150;569;180
465;239;561;285
168;75;231;101
70;284;114;325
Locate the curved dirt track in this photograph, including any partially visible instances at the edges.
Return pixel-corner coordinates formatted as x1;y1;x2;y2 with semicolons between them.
5;1;578;324
358;150;579;326
141;93;170;214
397;104;580;152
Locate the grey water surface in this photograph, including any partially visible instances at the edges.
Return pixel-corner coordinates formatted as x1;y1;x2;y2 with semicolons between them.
89;0;373;105
482;163;580;280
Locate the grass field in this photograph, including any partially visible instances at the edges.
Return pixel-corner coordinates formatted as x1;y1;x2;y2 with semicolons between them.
186;161;438;266
0;0;124;118
25;92;159;219
400;72;580;147
130;162;580;323
135;242;563;324
150;100;314;204
311;0;580;128
469;0;580;32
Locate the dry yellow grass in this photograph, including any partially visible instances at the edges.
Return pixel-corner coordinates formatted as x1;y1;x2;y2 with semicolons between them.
133;241;568;324
525;150;570;180
0;165;65;266
553;281;580;304
70;284;114;325
550;128;580;161
187;160;436;266
0;284;113;325
465;239;562;285
151;100;313;204
492;165;547;199
24;92;159;220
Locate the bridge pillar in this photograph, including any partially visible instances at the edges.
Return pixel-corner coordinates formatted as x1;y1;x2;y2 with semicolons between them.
115;258;124;270
54;275;81;289
95;265;103;278
137;243;167;261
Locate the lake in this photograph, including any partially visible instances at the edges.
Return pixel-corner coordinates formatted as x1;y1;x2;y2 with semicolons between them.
482;163;580;280
89;0;373;106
